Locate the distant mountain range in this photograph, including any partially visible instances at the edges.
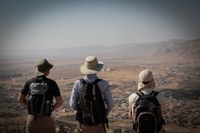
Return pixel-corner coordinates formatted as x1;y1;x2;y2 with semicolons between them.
1;39;200;60
153;39;200;59
62;39;200;59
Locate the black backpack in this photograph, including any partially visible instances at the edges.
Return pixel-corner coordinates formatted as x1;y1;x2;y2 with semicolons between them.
76;78;107;125
27;78;52;116
133;90;164;133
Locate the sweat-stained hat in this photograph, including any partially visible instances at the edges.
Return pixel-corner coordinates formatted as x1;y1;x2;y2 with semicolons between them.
138;69;155;90
34;58;53;76
80;56;104;75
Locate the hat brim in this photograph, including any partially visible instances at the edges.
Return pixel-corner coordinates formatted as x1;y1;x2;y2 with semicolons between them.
80;62;104;75
138;79;155;90
34;64;53;76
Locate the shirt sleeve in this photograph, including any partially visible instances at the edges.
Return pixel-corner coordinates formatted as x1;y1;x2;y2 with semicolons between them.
51;81;61;97
156;92;166;111
101;80;115;113
69;80;80;110
128;93;139;115
21;81;30;95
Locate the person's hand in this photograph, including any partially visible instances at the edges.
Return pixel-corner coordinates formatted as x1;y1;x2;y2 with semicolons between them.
128;111;132;118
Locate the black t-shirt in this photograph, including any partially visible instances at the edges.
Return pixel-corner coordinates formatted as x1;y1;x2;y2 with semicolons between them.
21;76;61;102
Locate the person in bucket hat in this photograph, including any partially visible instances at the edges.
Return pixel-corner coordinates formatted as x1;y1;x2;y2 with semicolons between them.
34;58;53;76
18;58;63;133
70;56;114;133
128;69;166;133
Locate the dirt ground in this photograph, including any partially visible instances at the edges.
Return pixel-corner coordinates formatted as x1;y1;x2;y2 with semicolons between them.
0;56;200;132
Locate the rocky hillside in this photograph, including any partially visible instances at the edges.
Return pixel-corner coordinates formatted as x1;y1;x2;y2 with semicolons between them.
110;39;200;59
154;39;200;59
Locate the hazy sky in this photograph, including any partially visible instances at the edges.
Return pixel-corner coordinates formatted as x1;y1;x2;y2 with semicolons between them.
0;0;200;52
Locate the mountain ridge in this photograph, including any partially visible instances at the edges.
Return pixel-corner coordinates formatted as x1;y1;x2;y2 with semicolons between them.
1;39;200;60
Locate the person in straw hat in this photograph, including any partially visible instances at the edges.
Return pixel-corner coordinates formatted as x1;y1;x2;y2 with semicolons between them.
18;58;63;133
128;69;166;133
70;56;114;133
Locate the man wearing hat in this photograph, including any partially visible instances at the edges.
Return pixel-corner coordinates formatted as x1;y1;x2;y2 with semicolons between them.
128;69;166;133
70;56;114;133
18;58;63;133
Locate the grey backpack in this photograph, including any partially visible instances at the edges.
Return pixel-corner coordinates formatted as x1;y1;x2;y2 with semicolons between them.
27;80;52;116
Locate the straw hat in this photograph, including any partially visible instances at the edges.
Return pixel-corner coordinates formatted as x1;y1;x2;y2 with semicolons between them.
138;69;155;90
35;58;53;76
80;56;104;75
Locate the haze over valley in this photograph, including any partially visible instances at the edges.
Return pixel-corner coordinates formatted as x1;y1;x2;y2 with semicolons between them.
0;39;200;132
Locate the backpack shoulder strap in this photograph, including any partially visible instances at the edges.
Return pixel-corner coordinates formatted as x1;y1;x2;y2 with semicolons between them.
136;90;144;98
149;90;160;106
134;91;145;107
150;90;158;97
93;78;102;84
79;78;87;85
79;78;101;85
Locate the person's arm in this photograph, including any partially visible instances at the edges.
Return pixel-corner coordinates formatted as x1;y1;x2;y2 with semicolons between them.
128;95;133;117
18;81;30;107
128;99;133;118
69;80;80;110
102;81;114;114
18;93;26;107
128;93;138;118
157;92;166;111
50;80;63;111
52;96;63;111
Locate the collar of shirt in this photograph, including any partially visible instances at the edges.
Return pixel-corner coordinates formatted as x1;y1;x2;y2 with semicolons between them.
83;74;98;83
140;88;154;94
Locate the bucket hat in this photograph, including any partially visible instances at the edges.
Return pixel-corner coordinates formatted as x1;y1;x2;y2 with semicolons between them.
80;56;104;75
138;69;155;90
35;58;53;76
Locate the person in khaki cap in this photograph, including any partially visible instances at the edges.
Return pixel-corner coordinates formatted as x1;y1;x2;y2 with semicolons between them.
70;56;114;133
128;69;166;133
18;58;63;133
